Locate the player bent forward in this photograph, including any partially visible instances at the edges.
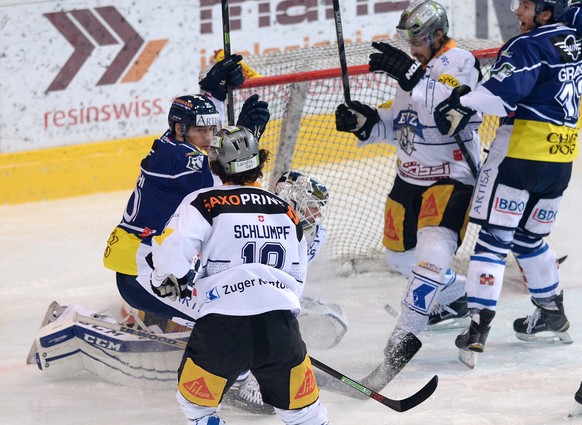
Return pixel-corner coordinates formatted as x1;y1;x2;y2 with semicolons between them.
150;126;330;425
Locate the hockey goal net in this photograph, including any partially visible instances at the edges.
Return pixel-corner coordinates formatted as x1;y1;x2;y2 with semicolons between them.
226;39;501;266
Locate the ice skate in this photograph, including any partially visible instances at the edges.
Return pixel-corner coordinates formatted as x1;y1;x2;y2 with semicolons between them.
569;382;582;418
455;309;495;369
427;294;469;331
513;290;573;344
221;375;275;415
26;301;67;364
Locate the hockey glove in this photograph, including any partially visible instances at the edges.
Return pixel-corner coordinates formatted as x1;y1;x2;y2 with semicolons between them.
434;85;476;137
335;101;379;141
150;272;191;301
236;94;270;140
199;54;245;101
369;42;424;92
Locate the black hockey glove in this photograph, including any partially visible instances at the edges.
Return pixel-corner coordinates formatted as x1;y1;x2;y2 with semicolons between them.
236;94;270;140
434;85;476;137
335;101;380;141
150;272;191;301
199;54;245;101
369;42;424;92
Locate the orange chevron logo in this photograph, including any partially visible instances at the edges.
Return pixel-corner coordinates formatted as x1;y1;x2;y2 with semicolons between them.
45;6;167;92
294;368;317;400
182;377;215;400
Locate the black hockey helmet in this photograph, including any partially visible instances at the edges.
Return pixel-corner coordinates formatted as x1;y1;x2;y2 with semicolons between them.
511;0;570;23
167;94;220;134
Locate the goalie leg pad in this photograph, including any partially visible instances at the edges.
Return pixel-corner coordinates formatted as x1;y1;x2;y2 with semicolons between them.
298;297;348;350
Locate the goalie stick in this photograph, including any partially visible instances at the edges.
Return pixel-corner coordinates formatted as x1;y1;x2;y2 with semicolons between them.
75;313;437;412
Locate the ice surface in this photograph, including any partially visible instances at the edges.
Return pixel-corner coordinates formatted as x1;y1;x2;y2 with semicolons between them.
2;163;582;425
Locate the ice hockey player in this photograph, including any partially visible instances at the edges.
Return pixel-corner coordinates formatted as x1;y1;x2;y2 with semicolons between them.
103;54;269;331
434;0;577;367
150;125;330;425
334;0;481;391
222;170;348;412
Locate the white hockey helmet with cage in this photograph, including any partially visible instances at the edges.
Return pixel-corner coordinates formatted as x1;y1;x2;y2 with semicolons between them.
510;0;570;23
209;125;260;175
275;171;329;235
396;0;449;46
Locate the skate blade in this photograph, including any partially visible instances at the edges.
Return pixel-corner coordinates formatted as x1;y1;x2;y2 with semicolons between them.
568;402;582;418
515;330;574;345
26;301;62;365
458;349;478;369
427;317;469;331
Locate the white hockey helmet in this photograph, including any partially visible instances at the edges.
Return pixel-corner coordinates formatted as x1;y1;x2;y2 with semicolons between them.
396;0;449;45
209;125;260;176
274;171;329;233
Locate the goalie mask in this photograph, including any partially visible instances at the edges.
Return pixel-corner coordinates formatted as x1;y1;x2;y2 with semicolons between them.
396;0;449;47
510;0;570;23
167;94;221;134
209;126;260;175
275;171;329;242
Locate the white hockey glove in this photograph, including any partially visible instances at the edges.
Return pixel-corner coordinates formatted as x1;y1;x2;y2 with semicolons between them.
434;85;476;137
369;42;424;92
150;272;191;301
335;101;379;141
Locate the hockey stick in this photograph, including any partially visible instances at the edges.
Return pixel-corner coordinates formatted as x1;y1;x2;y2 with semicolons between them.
76;313;436;411
332;0;351;103
309;357;438;412
455;134;479;179
221;0;235;125
74;313;188;350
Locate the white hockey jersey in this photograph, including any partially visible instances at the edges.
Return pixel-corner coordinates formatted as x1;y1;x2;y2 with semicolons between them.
361;40;482;187
152;184;307;320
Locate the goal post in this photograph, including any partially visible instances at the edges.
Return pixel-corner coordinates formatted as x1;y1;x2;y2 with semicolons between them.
224;39;500;265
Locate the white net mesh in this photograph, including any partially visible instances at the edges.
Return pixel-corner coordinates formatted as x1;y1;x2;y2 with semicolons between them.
218;38;501;268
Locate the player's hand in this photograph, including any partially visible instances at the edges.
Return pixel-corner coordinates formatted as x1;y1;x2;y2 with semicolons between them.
434;85;476;137
369;42;424;92
199;54;245;101
150;272;191;301
335;101;379;141
237;94;270;140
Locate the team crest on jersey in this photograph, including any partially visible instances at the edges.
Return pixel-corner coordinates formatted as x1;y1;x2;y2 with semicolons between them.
490;62;515;82
395;110;423;155
186;153;204;172
553;34;582;62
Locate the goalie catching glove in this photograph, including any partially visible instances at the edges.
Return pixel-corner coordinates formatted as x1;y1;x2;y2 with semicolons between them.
236;94;270;140
369;42;424;92
434;85;476;137
335;101;380;141
199;54;245;101
150;272;191;301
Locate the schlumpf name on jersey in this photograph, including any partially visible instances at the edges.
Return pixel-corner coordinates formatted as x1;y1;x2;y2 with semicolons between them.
223;277;287;295
234;224;291;239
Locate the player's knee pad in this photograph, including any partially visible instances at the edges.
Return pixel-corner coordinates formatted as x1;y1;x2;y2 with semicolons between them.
514;241;559;297
384;248;415;278
176;391;223;425
474;227;513;258
415;226;458;275
275;398;329;425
